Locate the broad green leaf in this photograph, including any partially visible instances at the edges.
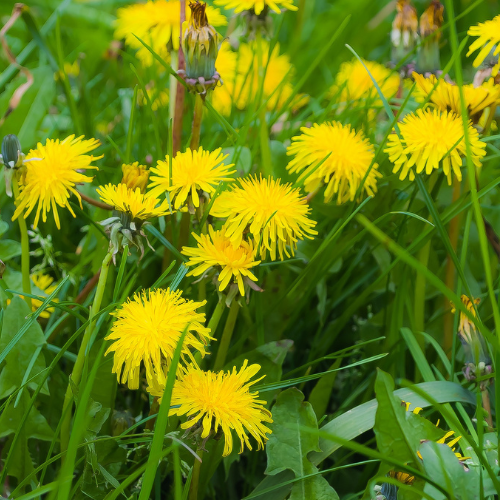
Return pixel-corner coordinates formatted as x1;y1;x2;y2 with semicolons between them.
374;369;443;466
0;391;53;481
0;239;22;262
0;220;9;237
420;441;496;499
265;388;339;500
0;296;49;398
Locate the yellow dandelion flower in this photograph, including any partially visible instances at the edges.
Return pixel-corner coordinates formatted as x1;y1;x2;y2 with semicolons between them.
12;273;58;319
97;183;170;221
286;122;382;204
12;135;101;230
210;175;317;261
147;147;235;209
150;361;273;457
450;294;481;346
212;41;307;115
384;109;486;184
121;162;149;193
467;16;500;77
182;225;260;296
413;73;500;121
115;0;226;67
105;288;213;389
214;0;296;15
388;470;415;485
330;58;400;106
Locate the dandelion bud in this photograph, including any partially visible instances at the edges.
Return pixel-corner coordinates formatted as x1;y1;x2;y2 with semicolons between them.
181;1;221;94
417;0;444;74
121;162;149;193
1;134;25;198
391;0;418;65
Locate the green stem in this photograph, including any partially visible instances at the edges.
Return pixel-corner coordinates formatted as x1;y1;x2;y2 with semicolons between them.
189;94;204;151
188;449;204;500
179;211;191;251
255;30;272;177
170;50;178;127
60;251;113;455
207;299;226;338
414;241;431;335
12;179;31;308
213;300;240;371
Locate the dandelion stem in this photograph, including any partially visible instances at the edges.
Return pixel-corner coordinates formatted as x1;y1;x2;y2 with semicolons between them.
188;448;204;500
173;0;186;155
482;389;494;430
207;298;226;338
12;179;31;308
78;190;113;211
60;251;113;456
190;94;204;151
213;300;239;371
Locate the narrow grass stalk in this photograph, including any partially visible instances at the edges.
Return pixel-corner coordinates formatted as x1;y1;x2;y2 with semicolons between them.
12;179;31;308
255;29;272;177
60;251;113;455
213;300;240;371
443;177;461;353
188;449;204;500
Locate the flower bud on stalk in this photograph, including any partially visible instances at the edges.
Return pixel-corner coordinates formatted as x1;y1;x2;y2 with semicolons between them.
180;1;221;95
391;0;418;67
0;134;24;197
451;295;493;390
417;0;444;75
121;162;149;192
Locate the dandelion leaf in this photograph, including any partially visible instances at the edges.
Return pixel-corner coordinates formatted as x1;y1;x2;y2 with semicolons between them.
0;296;49;399
265;388;339;500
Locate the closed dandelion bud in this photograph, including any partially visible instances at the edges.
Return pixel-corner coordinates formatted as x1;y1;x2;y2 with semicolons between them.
417;0;444;74
391;0;418;65
121;162;149;193
111;410;134;436
181;1;221;94
1;134;24;198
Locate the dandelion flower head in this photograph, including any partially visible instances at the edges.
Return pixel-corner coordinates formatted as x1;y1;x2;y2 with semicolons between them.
115;1;227;66
12;135;101;229
467;16;500;77
182;225;260;296
105;288;213;389
214;0;297;15
451;294;481;346
330;59;400;106
210;175;317;261
413;73;500;121
121;162;149;192
97;183;170;221
287;122;381;204
147;147;235;210
384;108;486;184
150;361;273;456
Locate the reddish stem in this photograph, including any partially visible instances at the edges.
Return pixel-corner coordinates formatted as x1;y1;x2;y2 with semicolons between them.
173;0;186;155
78;191;113;211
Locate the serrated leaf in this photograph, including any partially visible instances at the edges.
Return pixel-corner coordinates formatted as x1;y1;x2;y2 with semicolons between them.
0;296;49;398
265;388;339;500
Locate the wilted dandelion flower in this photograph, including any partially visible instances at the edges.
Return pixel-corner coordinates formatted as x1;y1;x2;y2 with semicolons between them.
115;0;226;66
150;361;272;456
121;162;149;192
467;16;500;77
105;288;212;389
211;175;317;261
413;73;500;122
12;135;101;229
287;122;381;204
97;183;170;221
384;109;486;184
330;59;400;107
148;147;235;210
182;225;260;296
214;0;296;15
391;0;418;63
